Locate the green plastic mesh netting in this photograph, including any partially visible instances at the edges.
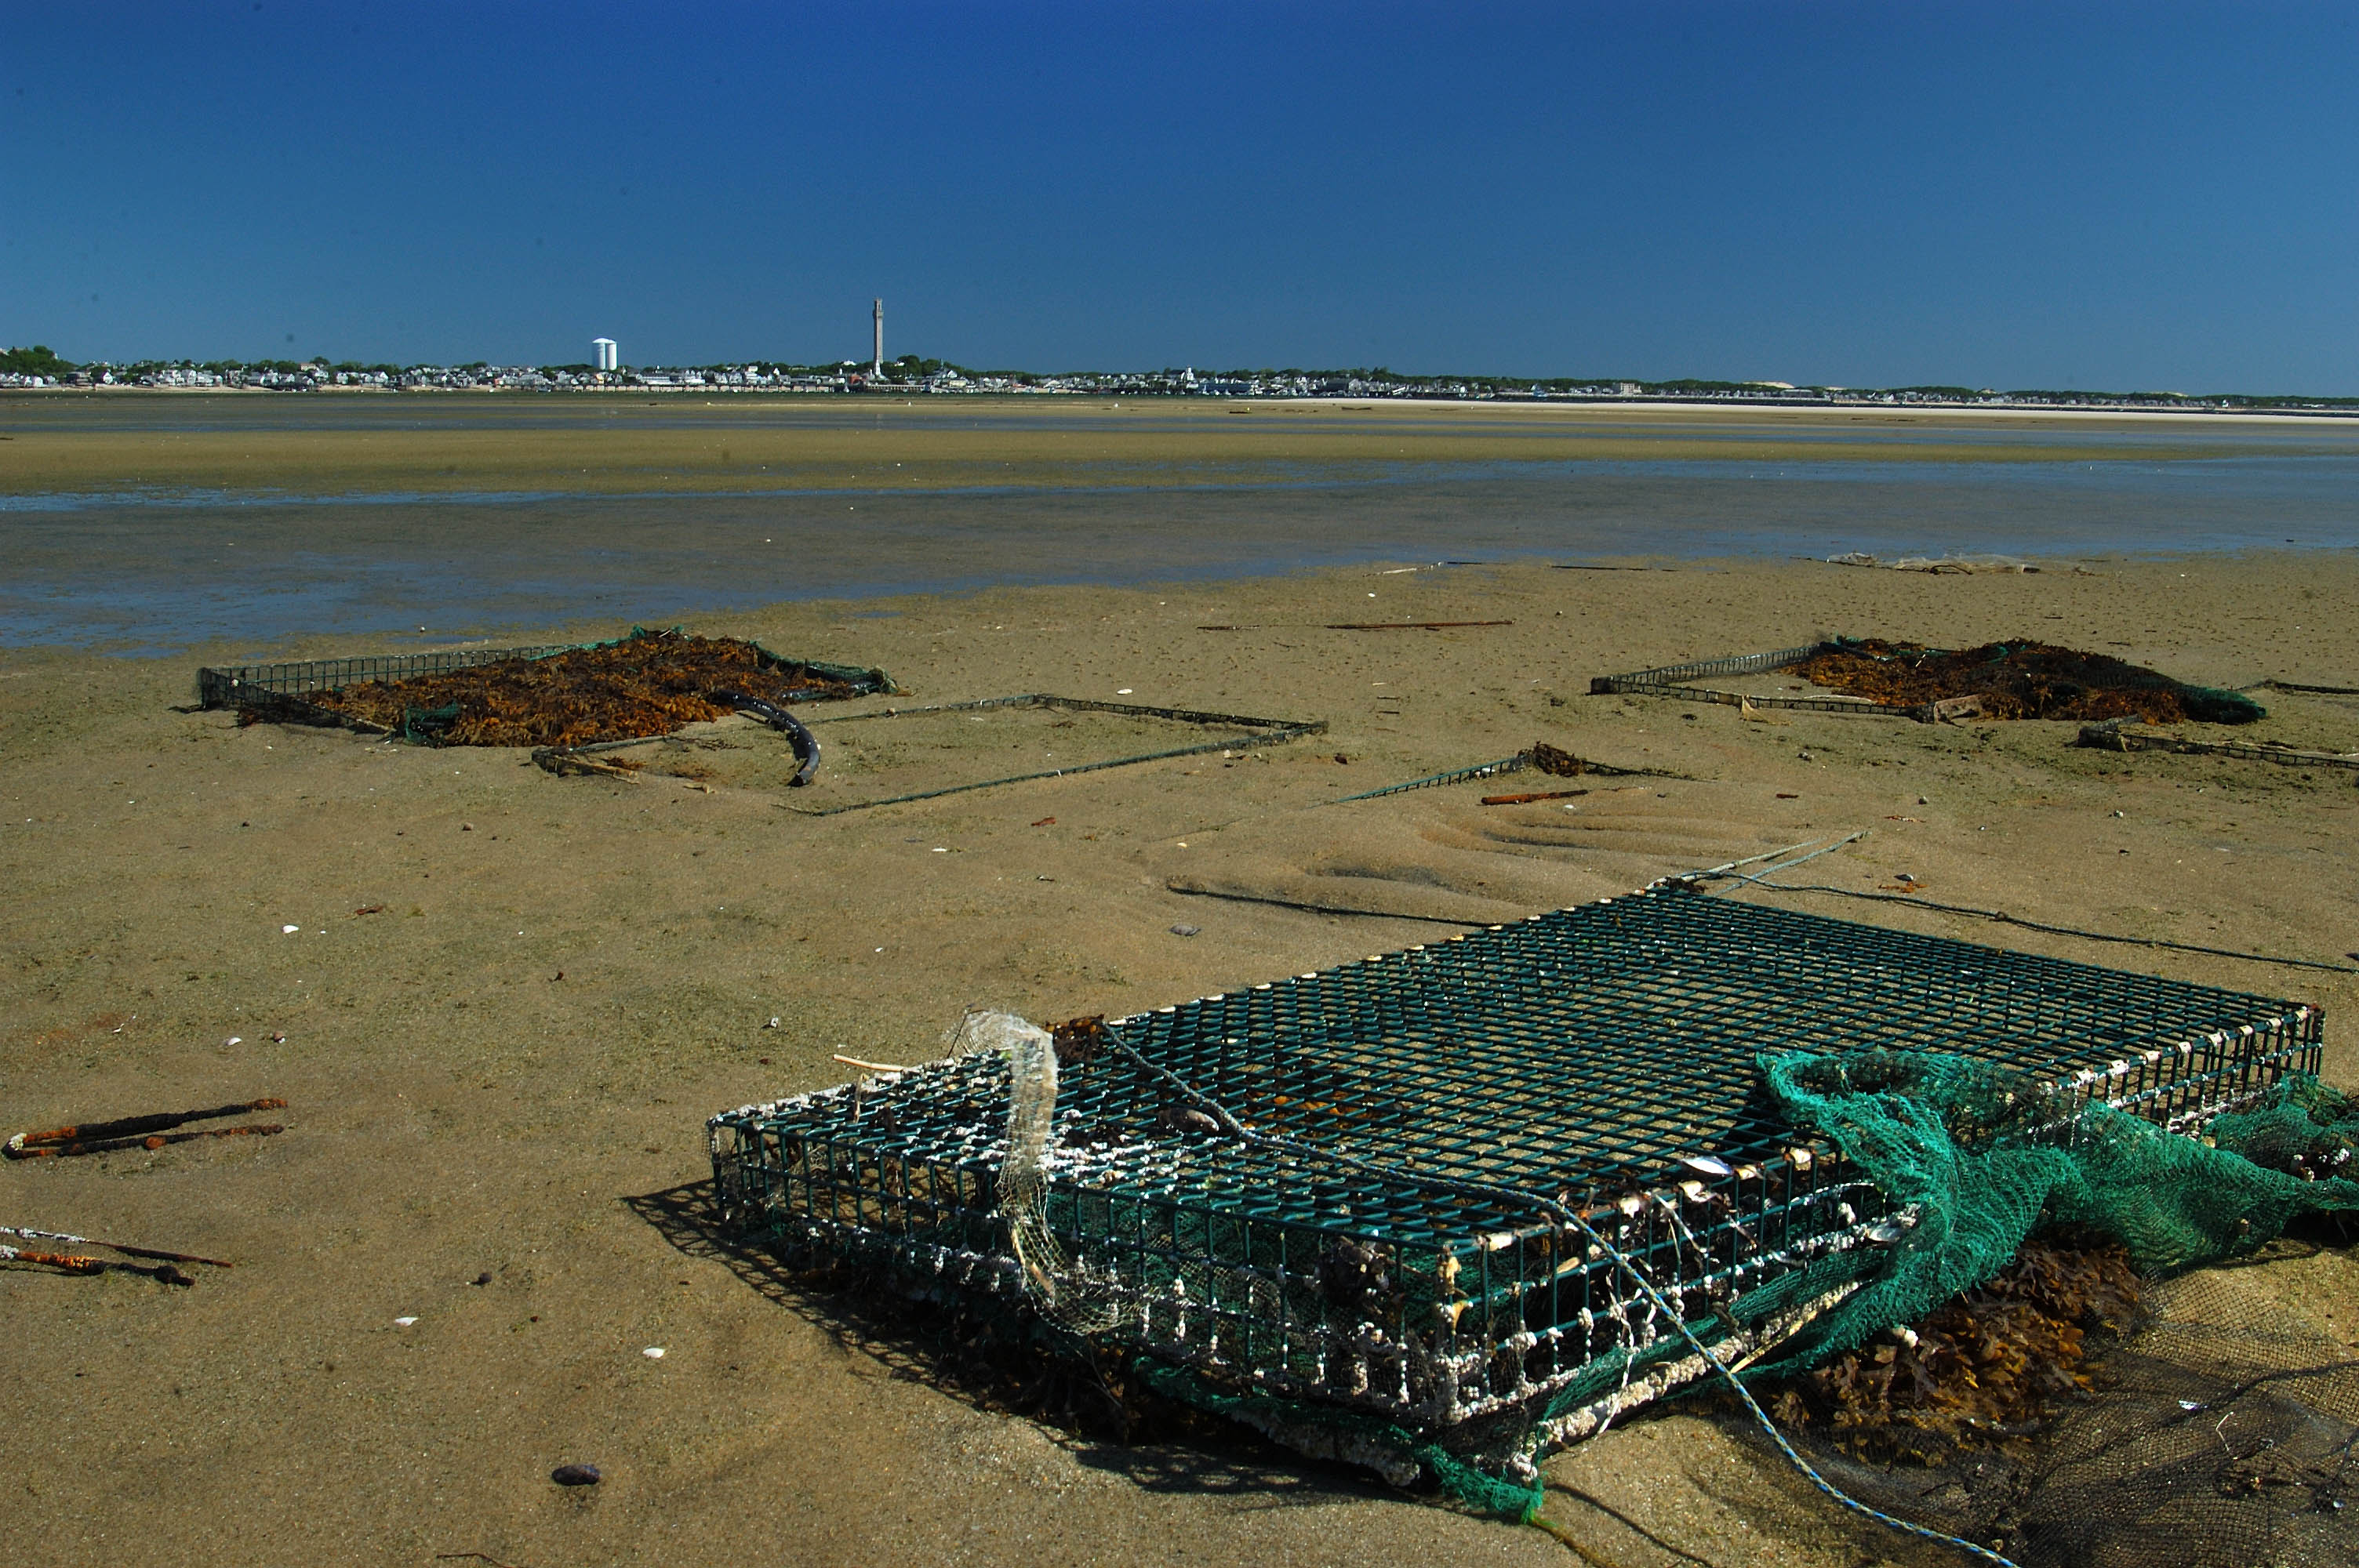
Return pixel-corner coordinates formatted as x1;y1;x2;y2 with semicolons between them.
1731;1051;2359;1377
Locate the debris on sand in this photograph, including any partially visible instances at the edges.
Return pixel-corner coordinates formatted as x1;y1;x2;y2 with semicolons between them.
1330;738;1678;804
298;629;886;748
1827;551;2035;574
0;1221;227;1285
1794;639;2265;724
0;1240;195;1286
6;1097;287;1160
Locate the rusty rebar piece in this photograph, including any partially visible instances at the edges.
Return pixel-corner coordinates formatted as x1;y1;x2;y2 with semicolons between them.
9;1097;287;1155
0;1244;106;1275
0;1246;197;1287
0;1225;232;1269
9;1123;284;1160
1323;619;1514;630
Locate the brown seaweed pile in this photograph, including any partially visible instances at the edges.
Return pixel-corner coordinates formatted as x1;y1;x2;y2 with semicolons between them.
1795;639;2249;723
1769;1230;2143;1463
305;629;867;747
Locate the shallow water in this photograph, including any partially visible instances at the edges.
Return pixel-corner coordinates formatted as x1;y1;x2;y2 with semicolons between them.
5;400;2355;655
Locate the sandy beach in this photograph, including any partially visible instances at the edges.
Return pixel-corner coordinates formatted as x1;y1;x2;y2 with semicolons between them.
3;395;2338;499
3;543;2356;1566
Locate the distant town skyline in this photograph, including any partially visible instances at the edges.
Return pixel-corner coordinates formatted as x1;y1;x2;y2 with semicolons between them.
5;5;2355;391
8;339;2355;413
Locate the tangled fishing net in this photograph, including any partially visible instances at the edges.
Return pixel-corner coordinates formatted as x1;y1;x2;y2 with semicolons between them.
304;627;870;746
1794;638;2265;724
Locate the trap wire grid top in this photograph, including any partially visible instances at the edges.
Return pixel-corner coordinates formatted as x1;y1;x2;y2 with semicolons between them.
710;886;2319;1437
196;633;895;739
779;694;1325;815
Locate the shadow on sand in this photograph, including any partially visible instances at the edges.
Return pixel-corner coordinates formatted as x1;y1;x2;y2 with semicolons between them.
621;1178;1396;1512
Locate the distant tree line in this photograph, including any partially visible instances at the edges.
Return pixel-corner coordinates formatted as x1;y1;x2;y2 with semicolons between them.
1;344;75;376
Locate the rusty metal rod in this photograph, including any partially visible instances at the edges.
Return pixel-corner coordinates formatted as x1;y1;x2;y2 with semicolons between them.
0;1225;231;1268
9;1123;284;1160
9;1097;285;1154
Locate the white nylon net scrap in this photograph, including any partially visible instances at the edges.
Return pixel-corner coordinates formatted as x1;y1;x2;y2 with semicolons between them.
951;1010;1127;1335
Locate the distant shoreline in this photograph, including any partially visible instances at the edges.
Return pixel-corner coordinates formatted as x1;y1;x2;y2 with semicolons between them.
8;383;2359;426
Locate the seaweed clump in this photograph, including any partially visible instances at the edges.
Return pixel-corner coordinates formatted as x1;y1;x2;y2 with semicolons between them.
307;628;868;747
1768;1229;2143;1463
1794;639;2262;724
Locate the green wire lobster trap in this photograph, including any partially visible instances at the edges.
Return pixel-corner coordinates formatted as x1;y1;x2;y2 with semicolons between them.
197;631;894;739
1591;640;2267;725
708;885;2321;1471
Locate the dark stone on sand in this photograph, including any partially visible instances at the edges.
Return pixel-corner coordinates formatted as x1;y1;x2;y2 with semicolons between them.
551;1463;601;1486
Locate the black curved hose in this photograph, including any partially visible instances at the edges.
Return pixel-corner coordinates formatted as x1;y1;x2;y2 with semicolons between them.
715;691;820;786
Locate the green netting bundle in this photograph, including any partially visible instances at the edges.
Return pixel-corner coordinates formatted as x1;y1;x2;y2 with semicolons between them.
2172;683;2270;724
1732;1051;2359;1379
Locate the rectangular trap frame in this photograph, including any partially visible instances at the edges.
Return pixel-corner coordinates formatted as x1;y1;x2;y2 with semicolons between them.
1592;641;1986;722
197;635;894;739
2079;718;2359;775
710;887;2321;1444
780;694;1326;815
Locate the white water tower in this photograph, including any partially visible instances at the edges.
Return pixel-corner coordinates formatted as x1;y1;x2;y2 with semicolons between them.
593;337;618;372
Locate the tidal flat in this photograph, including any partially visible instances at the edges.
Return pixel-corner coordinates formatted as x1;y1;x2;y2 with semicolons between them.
5;394;2358;654
5;393;2343;497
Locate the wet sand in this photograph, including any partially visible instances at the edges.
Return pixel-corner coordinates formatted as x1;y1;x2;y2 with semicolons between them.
9;397;2359;655
5;394;2332;497
4;552;2356;1566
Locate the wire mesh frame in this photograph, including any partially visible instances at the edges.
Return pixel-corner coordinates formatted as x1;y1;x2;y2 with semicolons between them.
709;886;2322;1432
1590;641;1980;723
195;638;896;737
2077;720;2359;775
779;694;1327;815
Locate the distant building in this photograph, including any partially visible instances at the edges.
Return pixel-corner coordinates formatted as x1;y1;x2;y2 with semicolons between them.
593;337;617;372
871;300;883;377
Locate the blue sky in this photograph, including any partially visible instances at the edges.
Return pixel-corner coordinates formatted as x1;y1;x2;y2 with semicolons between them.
5;3;2355;390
